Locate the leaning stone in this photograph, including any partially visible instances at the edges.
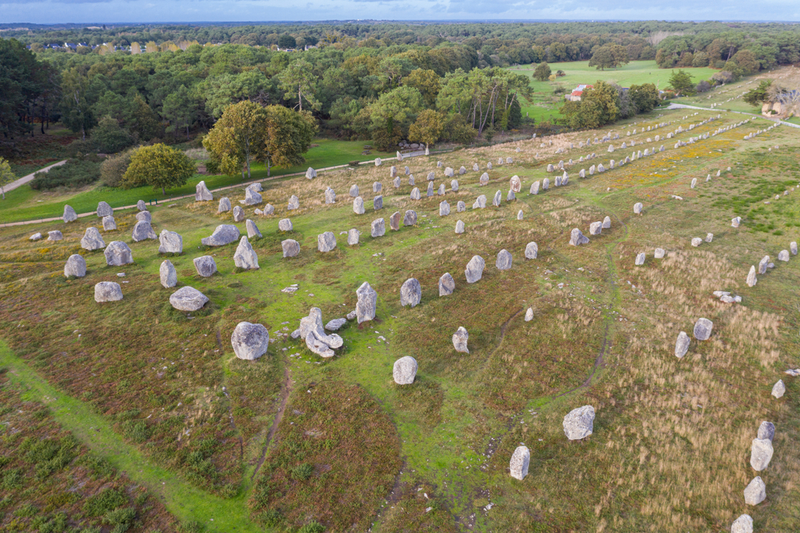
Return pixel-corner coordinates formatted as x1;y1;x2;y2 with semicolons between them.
452;326;469;353
771;379;785;398
47;230;62;242
169;286;211;312
589;222;602;236
635;252;645;266
393;356;417;385
455;220;465;234
390;212;401;231
400;278;422;307
569;228;589;246
102;216;117;231
465;255;485;283
778;250;790;262
439;201;450;216
202;224;240;246
234;236;259;270
750;438;773;471
94;281;123;303
403;210;417;226
693;318;713;340
525;242;538;259
160;260;177;288
132;220;157;242
439;273;455;296
746;266;757;287
232;206;245;222
371;218;385;238
96;201;113;218
675;331;690;358
64;254;86;278
104;241;133;266
246;219;262;239
509;446;530;480
81;227;105;250
496;249;512;271
563;405;595;440
281;239;300;258
195;181;213;201
758;422;775;441
159;230;183;254
63;205;77;223
231;322;269;360
317;232;337;252
193;256;217;277
730;514;753;533
356;282;377;323
278;219;292;232
743;476;766;506
287;195;299;210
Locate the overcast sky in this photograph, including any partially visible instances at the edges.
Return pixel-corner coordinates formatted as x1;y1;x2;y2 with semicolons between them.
1;0;798;25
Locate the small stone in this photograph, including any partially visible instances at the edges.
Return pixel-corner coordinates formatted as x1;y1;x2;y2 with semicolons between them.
569;228;589;246
439;273;455;296
492;190;502;207
452;326;469;353
371;218;385;238
281;239;300;258
231;322;269;360
654;248;665;259
530;181;540;195
136;199;147;211
525;307;534;322
633;202;643;215
347;229;360;245
791;242;798;255
750;438;773;471
691;238;703;247
411;187;421;200
287;195;299;210
278;219;293;232
455;220;465;234
517;210;523;220
771;379;785;398
231;206;245;222
64;254;87;278
262;204;274;215
305;167;317;179
465;255;485;283
509;175;521;193
456;201;465;212
589;222;602;236
743;476;765;506
778;250;790;262
325;188;336;204
602;216;611;229
480;172;489;185
451;179;459;192
81;227;105;250
356;282;377;323
244;188;262;205
94;281;123;303
352;197;365;214
427;182;434;197
732;217;741;228
325;318;347;331
525;242;538;259
758;256;769;275
473;195;486;209
635;252;645;266
563;405;595;440
693;318;713;340
102;216;117;231
47;230;63;241
496;249;512;271
104;241;133;266
400;278;422;308
705;233;714;243
509;446;530;480
393;356;417;385
202;224;240;246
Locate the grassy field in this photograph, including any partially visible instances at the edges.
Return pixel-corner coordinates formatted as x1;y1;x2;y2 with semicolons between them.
0;106;799;532
0;138;391;224
509;60;720;123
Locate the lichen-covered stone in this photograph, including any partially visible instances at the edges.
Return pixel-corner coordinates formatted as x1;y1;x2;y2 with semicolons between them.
104;241;133;266
160;260;177;288
231;322;269;360
452;326;469;353
281;239;300;257
193;255;217;277
169;286;210;312
563;405;595;440
400;278;421;307
393;356;417;385
465;255;485;283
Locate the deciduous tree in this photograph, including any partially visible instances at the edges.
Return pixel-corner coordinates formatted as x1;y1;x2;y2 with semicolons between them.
408;110;444;151
533;62;551;81
0;157;16;199
122;144;194;195
203;100;267;180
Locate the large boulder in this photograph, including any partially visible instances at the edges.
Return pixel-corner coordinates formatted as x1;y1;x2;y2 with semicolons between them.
439;273;455;296
299;307;343;358
96;201;113;218
496;249;512;271
675;331;690;358
693;318;713;340
104;241;133;266
509;446;530;480
102;216;117;231
750;438;773;471
63;205;77;223
245;219;262;239
465;255;485;283
400;278;421;307
569;228;590;246
64;254;86;278
201;224;240;246
131;220;157;242
231;322;270;360
393;356;418;385
281;239;300;258
81;227;105;250
160;260;177;288
563;405;595;440
94;282;123;303
193;256;217;277
169;286;211;312
317;232;337;252
356;282;377;323
743;476;766;506
159;230;183;254
233;236;259;270
195;181;213;201
452;326;469;353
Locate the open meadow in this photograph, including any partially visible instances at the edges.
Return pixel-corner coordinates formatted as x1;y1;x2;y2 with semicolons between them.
0;106;799;532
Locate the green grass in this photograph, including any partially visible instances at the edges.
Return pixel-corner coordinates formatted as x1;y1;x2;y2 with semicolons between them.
0;138;391;224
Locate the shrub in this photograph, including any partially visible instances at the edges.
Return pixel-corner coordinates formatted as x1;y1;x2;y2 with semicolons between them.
441;114;476;145
100;147;138;187
29;159;101;190
291;463;314;481
696;80;712;93
102;507;137;533
83;488;127;517
121;420;150;443
2;469;22;490
91;116;134;153
299;521;325;533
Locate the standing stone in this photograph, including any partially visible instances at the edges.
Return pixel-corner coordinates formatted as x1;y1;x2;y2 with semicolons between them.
693;318;713;340
375;158;382;166
635;252;645;266
325;188;336;204
439;200;450;216
262;204;274;216
246;219;262;239
233;236;259;270
480;173;489;185
373;181;382;193
393;176;401;189
347;229;360;245
437;184;445;196
675;331;690;358
193;256;217;277
589;222;602;236
732;217;742;228
94;282;123;303
452;326;469;353
465;255;485;283
278;219;293;232
305;167;317;179
371;218;385;238
730;515;753;533
81;227;105;250
510;175;521;193
64;254;86;278
750;438;773;471
390;166;397;178
373;195;383;211
439;273;455;296
63;205;78;223
232;206;245;222
102;216;117;231
455;220;465;234
427;182;434;197
218;197;232;213
530;181;540;195
758;256;770;275
411;187;421;200
602;216;611;229
288;195;299;210
492;190;502;207
356;282;377;323
400;278;422;307
496;249;512;270
525;307;534;322
778;250;790;262
563;405;595;440
654;248;666;259
473;163;479;172
160;260;177;288
281;239;300;257
104;241;133;266
771;379;785;398
244;188;262;205
579;169;586;178
390;212;401;231
473;195;486;209
487;162;492;170
132;220;156;242
353;197;365;214
542;178;550;190
633;202;643;215
705;233;714;243
691;238;703;247
569;228;589;246
444;167;454;177
403;210;417;226
96;201;113;218
459;166;466;175
393;356;417;385
743;477;766;506
746;266;758;287
517;210;523;221
47;230;63;241
195;181;213;201
507;190;516;202
757;422;775;441
350;184;359;197
231;322;270;360
451;179;459;192
525;242;538;259
791;242;797;255
317;232;337;252
509;446;530;480
427;171;436;181
691;178;697;189
456;201;465;212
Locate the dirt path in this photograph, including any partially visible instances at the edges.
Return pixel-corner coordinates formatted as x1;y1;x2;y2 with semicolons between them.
250;364;293;482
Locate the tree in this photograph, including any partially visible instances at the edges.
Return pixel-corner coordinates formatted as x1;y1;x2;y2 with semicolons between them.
628;83;661;113
203;100;267;180
278;34;297;49
369;86;424;138
90;116;133;153
533;62;551;81
588;44;629;70
560;80;620;130
743;80;773;107
408;110;444;151
122;144;194;195
261;106;317;176
0;157;16;200
60;68;95;141
162;85;197;139
277;59;319;112
668;70;695;96
732;50;759;75
100;146;138;187
403;69;441;108
0;38;54;141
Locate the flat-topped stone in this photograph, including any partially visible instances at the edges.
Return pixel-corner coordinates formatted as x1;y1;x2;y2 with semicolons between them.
104;241;133;266
64;254;86;278
281;239;300;257
94;281;123;303
170;286;211;311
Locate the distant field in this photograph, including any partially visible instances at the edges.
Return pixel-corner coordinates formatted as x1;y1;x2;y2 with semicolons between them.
509;60;720;123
